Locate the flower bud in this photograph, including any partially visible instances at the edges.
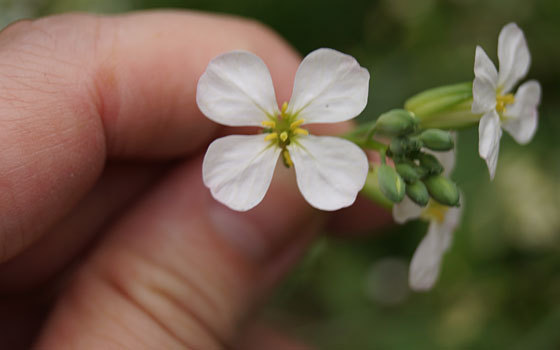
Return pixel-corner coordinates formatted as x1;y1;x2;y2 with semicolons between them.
374;109;418;136
377;164;406;203
406;181;429;206
395;162;421;183
423;175;460;206
419;129;454;151
389;137;422;157
404;82;478;129
418;153;443;175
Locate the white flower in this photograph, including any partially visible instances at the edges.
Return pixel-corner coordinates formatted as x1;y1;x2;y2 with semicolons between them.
392;148;462;291
472;22;541;179
197;48;370;212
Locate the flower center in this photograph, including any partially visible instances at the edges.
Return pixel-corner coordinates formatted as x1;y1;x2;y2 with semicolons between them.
421;200;448;223
262;102;309;167
496;93;515;114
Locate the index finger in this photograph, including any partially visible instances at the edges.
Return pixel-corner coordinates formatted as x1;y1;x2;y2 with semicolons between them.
0;11;300;262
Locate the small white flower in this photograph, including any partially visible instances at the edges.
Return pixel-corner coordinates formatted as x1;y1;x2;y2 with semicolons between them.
472;23;541;179
392;148;462;291
197;48;370;212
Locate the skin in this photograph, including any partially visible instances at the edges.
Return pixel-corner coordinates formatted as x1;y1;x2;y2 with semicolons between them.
0;11;388;349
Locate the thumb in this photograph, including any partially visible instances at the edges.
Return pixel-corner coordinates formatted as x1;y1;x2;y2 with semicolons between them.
36;158;322;349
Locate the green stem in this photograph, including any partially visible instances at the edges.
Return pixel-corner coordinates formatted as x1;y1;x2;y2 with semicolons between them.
344;120;376;138
343;121;389;152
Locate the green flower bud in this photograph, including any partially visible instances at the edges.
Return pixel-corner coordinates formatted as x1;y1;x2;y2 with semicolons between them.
377;164;406;203
389;137;422;157
406;181;429;206
374;109;418;136
395;162;421;183
419;129;454;151
423;175;460;206
404;82;477;129
418;153;443;175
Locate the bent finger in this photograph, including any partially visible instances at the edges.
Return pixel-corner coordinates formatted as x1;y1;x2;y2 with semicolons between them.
36;157;321;349
0;11;300;263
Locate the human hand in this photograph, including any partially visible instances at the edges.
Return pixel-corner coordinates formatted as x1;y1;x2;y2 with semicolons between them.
0;11;387;349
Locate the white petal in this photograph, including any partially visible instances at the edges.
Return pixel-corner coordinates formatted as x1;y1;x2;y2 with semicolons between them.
286;48;369;124
287;135;368;211
197;51;279;127
439;205;462;251
497;23;531;93
503;80;541;144
478;110;502;180
409;222;448;291
202;134;280;211
430;133;457;177
392;196;423;224
472;46;498;114
409;201;462;291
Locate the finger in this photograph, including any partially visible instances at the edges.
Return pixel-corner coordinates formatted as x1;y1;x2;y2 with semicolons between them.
235;322;312;350
0;124;360;292
0;11;300;263
36;156;323;349
0;162;165;293
327;194;393;235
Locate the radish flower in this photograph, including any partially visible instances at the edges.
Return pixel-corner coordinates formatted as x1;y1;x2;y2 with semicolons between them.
472;23;541;179
197;48;370;211
393;148;462;291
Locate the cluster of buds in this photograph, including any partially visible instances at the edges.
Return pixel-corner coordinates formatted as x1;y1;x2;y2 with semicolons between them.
374;109;460;208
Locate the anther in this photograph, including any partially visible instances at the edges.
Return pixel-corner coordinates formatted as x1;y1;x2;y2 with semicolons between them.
281;102;288;115
280;131;288;142
293;128;309;136
496;93;515;113
262;120;276;128
421;201;447;223
290;119;305;129
264;133;278;141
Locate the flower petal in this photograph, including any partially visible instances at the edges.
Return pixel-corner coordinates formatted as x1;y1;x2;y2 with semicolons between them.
478;109;502;180
503;80;541;144
197;51;279;127
497;23;531;93
287;135;368;211
430;133;457;177
202;134;280;211
472;46;498;114
409;220;449;291
392;196;423;224
287;48;369;124
439;205;462;251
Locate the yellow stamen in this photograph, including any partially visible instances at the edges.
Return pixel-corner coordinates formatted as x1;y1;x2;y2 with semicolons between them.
293;128;309;136
290;119;305;129
281;102;288;115
496;93;515;114
282;149;293;167
421;200;448;223
262;120;276;128
264;133;278;141
280;131;288;142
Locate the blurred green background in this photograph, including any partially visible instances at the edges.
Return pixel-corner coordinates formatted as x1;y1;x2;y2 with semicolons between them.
2;0;559;348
